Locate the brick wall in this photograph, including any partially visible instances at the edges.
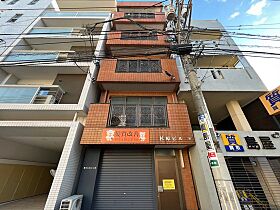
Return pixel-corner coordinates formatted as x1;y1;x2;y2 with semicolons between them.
97;59;180;84
106;31;169;47
181;149;199;210
113;12;165;24
99;91;178;103
80;103;194;146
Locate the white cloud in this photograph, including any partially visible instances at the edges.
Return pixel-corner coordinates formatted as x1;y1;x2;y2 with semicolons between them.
217;0;227;2
246;0;267;16
253;17;267;25
229;11;240;19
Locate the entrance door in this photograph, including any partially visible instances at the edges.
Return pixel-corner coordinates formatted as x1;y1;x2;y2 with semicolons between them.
92;149;156;210
155;149;183;210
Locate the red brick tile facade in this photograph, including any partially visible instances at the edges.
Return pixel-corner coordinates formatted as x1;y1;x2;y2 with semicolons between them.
106;31;169;47
97;59;180;84
113;12;165;24
117;2;163;8
181;149;199;210
80;103;194;146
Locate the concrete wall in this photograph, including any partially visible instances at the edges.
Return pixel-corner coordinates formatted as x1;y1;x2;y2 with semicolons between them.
45;122;83;210
0;0;52;57
0;163;53;203
0;138;60;164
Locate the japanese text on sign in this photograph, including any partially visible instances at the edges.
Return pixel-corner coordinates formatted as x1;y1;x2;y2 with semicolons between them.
102;129;149;144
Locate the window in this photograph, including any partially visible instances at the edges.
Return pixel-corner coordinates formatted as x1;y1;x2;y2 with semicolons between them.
124;13;155;19
28;0;39;5
108;97;168;127
116;60;162;73
8;0;19;5
121;32;158;40
7;14;23;23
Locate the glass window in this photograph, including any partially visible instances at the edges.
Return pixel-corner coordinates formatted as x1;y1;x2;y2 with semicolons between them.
0;87;38;103
7;14;23;23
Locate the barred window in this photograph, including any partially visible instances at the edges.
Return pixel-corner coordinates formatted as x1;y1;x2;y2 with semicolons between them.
116;60;162;73
108;97;168;127
124;13;155;19
121;32;158;40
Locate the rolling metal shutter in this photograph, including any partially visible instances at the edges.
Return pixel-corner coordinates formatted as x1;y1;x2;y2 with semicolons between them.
226;157;272;210
92;149;156;210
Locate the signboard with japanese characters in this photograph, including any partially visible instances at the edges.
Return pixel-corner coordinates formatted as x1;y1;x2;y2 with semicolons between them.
198;114;220;168
259;86;280;116
102;129;149;144
221;134;244;152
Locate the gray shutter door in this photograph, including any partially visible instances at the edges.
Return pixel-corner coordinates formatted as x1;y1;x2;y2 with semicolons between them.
92;149;156;210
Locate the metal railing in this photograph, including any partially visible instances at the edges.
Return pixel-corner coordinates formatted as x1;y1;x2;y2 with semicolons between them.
108;104;168;127
0;85;64;104
32;86;65;104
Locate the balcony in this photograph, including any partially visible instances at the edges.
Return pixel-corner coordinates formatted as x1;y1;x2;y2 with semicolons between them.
40;11;111;28
106;32;169;57
42;12;110;18
97;59;180;91
0;85;64;104
54;0;116;12
113;12;165;31
80;103;194;146
108;104;168;127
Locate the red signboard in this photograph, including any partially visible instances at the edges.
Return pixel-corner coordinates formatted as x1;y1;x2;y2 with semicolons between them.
101;129;150;144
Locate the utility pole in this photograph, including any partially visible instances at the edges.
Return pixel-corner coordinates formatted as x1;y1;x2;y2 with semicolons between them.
166;0;242;209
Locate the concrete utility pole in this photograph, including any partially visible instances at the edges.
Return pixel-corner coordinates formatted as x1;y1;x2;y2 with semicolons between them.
168;0;242;209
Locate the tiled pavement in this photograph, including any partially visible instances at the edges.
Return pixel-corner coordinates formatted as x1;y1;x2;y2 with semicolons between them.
0;194;47;210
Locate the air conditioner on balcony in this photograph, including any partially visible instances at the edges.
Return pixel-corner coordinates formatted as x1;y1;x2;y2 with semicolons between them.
111;115;126;127
59;195;83;210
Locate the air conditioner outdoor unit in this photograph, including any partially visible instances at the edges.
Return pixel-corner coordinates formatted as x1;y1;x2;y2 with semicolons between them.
59;195;83;210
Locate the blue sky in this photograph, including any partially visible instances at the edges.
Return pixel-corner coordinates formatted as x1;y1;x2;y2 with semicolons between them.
118;0;280;90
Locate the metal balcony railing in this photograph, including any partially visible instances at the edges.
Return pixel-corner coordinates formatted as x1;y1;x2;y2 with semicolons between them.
0;85;64;104
42;11;110;18
108;104;168;127
28;27;94;37
3;51;94;63
32;86;64;104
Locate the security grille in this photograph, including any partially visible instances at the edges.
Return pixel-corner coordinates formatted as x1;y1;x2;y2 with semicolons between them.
268;157;280;183
124;13;155;19
226;157;271;210
121;32;158;40
116;60;162;73
108;97;168;127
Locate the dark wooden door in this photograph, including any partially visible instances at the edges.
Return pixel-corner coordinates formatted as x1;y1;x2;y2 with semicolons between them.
155;150;183;210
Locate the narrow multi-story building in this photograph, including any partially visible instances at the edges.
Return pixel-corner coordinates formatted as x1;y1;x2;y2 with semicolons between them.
79;2;198;210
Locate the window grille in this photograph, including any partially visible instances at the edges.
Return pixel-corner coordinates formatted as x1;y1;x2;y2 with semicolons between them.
108;97;168;127
7;14;23;23
268;157;280;183
121;32;158;40
226;157;272;210
124;13;155;19
116;60;161;73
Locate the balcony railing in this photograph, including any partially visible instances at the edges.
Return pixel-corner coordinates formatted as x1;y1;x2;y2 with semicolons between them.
0;85;64;104
28;27;94;36
3;51;94;63
108;104;168;127
42;12;110;18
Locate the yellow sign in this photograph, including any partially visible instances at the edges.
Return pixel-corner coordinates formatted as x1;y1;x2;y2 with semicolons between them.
259;86;280;116
221;134;244;152
162;179;175;190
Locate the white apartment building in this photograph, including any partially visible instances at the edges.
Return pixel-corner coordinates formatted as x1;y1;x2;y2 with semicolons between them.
0;0;116;209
